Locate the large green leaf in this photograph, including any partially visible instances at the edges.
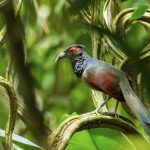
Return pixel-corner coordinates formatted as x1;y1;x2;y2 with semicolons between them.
0;129;41;150
66;128;135;150
131;5;149;20
66;129;97;150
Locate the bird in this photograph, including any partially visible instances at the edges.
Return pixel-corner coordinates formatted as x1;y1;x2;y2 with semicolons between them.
55;44;150;135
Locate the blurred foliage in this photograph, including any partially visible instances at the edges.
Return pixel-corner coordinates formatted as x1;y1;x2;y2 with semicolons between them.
0;0;150;149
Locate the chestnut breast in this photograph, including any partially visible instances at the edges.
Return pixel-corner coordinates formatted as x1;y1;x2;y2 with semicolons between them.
82;63;125;102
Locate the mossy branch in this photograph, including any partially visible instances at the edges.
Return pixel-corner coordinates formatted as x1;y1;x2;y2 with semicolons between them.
49;113;143;150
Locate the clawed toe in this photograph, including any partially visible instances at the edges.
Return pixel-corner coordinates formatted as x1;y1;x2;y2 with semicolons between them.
94;108;103;115
81;109;103;116
81;111;97;116
82;108;120;118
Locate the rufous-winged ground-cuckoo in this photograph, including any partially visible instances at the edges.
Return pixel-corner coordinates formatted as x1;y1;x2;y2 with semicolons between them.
56;44;150;136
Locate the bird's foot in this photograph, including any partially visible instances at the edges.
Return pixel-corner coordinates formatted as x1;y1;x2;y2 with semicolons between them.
101;111;119;118
94;107;104;115
81;110;120;118
81;111;96;116
81;108;103;116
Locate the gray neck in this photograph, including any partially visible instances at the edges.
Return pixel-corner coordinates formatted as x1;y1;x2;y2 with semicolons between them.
72;53;89;77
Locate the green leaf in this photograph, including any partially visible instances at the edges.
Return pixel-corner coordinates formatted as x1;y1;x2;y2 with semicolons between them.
124;24;149;54
131;5;149;20
59;112;78;124
59;114;71;124
66;130;97;150
66;128;135;150
0;129;41;150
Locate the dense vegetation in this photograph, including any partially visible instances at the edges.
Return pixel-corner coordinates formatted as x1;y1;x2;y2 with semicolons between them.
0;0;150;149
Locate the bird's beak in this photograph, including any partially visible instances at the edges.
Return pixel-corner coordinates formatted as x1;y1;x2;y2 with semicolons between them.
55;51;66;62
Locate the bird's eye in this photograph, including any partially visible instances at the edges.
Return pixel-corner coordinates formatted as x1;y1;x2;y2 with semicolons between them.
70;47;79;52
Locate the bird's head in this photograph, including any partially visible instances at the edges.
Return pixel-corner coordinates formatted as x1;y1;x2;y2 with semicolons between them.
55;44;86;62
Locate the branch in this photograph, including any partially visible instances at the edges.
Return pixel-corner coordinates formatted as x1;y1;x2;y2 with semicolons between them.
90;0;108;110
103;0;121;30
2;1;51;148
49;113;144;150
32;0;50;34
0;76;52;149
17;100;52;139
0;0;23;46
0;0;8;8
0;76;17;150
91;0;100;59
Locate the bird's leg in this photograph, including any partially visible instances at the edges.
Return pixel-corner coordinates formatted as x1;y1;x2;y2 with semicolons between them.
82;97;121;117
114;101;119;117
82;97;111;116
94;97;111;115
101;101;120;117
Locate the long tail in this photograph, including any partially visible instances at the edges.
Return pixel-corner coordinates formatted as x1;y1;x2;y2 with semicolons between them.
120;73;150;136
